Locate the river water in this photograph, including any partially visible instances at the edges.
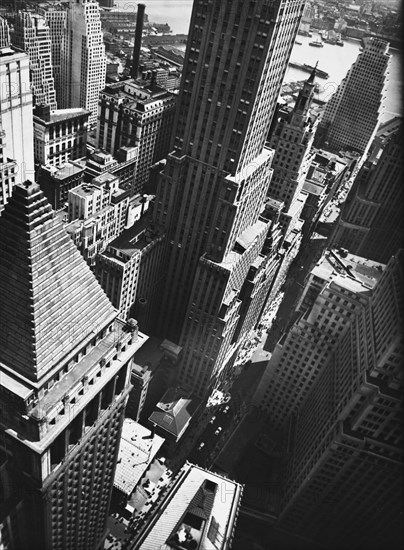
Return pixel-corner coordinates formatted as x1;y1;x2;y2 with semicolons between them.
113;0;402;122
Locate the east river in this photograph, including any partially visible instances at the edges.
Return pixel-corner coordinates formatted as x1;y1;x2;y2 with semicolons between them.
114;0;402;122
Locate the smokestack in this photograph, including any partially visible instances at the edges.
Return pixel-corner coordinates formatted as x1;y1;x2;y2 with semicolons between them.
131;3;145;79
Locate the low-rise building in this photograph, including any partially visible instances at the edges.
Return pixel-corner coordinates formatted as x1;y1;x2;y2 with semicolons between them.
149;387;201;444
75;147;139;195
37;161;85;210
97;80;176;193
131;462;243;550
33;104;89;168
65;175;152;267
95;216;165;325
113;418;165;504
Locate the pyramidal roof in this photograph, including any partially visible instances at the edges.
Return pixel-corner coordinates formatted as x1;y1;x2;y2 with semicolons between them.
0;182;117;382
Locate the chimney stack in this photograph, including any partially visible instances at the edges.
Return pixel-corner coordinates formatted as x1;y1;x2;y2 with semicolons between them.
131;3;145;79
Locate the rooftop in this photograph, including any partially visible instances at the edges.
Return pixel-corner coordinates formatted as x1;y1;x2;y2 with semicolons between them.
34;107;90;124
101;216;163;262
114;419;165;496
41;162;85;180
137;462;243;550
0;182;117;382
312;249;386;293
149;387;200;441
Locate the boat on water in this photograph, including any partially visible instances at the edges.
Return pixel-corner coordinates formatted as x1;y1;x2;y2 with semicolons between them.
288;61;330;79
304;63;329;79
297;30;313;37
309;39;324;47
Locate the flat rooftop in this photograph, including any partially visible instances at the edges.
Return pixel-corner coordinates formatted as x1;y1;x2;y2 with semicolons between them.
114;418;165;496
42;162;85;180
137;462;243;550
312;249;386;292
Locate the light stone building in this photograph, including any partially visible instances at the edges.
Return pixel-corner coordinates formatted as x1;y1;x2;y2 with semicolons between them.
0;181;148;550
314;37;390;155
0;29;35;186
13;11;57;110
61;0;106;128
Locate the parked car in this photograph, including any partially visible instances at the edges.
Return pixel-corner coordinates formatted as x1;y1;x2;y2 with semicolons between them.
214;427;222;436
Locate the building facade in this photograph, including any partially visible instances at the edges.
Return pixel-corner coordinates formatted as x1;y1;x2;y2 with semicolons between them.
278;251;403;549
0;181;147;550
254;248;385;429
66;174;151;267
95;216;165;326
37;161;85;210
329;123;403;264
37;2;67;107
13;11;57;110
314;37;390;155
147;0;306;399
0;123;17;211
33;104;89;169
61;0;106;128
97;80;176;194
0;28;35;186
268;69;317;216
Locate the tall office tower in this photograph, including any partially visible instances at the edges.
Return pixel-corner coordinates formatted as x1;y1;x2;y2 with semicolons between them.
330;123;403;264
13;11;57;109
254;248;384;429
61;0;106;129
97;81;176;194
0;181;147;550
151;0;306;398
0;123;18;210
38;3;67;107
314;38;390;155
278;251;403;549
268;69;318;236
0;25;35;185
0;14;10;48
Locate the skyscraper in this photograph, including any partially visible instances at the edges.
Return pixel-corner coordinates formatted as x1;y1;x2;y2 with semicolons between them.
61;0;106;128
0;14;10;48
0;182;147;549
264;70;319;292
38;2;67;107
254;248;385;429
278;250;403;549
13;11;57;109
314;37;390;155
0;20;35;186
268;69;317;216
330;122;403;263
150;0;306;398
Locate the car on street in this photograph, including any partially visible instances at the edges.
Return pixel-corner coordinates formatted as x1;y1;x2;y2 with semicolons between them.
197;442;205;451
214;427;222;436
209;416;216;424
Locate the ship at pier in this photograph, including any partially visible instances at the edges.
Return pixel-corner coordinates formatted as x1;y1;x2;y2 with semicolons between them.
288;61;330;79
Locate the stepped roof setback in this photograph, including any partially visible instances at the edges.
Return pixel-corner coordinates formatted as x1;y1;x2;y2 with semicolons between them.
0;181;117;382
